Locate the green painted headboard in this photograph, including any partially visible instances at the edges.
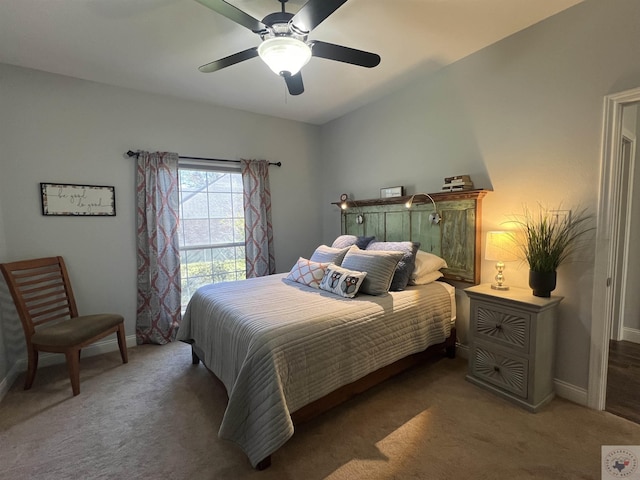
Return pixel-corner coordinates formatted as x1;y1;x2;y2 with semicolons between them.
334;190;488;284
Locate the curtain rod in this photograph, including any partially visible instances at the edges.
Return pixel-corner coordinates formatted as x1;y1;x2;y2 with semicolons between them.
125;150;282;167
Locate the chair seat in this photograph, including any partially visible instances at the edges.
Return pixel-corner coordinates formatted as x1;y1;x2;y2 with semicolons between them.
32;314;124;347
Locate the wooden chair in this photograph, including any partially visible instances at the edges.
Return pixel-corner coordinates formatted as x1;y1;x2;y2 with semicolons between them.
0;256;128;396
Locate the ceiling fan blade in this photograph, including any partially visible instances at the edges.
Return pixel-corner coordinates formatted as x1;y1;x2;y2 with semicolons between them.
311;41;380;68
290;0;348;34
282;72;304;96
198;47;259;73
195;0;267;33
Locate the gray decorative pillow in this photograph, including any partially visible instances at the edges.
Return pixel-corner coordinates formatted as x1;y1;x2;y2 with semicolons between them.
331;235;376;250
309;245;351;265
366;241;420;291
341;249;404;295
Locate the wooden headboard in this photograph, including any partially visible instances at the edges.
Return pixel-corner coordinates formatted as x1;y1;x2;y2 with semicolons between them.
334;190;488;284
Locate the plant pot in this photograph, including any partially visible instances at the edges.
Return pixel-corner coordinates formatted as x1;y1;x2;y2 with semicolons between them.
529;270;557;297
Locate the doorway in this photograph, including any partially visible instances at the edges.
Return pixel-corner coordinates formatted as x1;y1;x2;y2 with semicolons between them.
588;88;640;415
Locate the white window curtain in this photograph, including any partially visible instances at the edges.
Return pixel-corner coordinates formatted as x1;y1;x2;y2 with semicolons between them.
241;159;275;277
135;151;181;344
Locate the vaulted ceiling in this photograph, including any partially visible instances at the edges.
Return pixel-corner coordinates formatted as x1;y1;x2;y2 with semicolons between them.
0;0;582;124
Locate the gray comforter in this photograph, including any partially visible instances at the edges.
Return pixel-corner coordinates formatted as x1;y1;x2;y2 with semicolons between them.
176;274;454;467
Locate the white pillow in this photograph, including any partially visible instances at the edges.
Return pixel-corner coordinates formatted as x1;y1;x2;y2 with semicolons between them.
319;264;367;298
331;235;376;249
411;250;448;280
411;270;444;285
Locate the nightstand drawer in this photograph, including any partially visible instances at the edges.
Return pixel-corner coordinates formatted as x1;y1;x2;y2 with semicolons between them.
470;344;528;398
473;301;531;354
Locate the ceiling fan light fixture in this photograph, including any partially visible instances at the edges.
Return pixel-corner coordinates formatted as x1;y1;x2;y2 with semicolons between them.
258;37;311;76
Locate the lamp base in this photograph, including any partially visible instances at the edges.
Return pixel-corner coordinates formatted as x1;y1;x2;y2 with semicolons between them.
491;283;510;291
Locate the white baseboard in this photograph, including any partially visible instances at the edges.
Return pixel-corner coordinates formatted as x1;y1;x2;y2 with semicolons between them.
554;378;588;406
622;327;640;344
455;342;469;360
0;361;22;402
0;334;137;402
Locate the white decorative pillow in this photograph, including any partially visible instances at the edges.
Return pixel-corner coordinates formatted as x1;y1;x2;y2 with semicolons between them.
341;248;404;295
319;264;367;298
286;257;332;289
309;245;351;265
410;250;448;281
411;270;444;285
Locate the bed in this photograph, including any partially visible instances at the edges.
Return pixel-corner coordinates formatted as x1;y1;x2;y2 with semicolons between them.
177;273;456;468
176;190;487;469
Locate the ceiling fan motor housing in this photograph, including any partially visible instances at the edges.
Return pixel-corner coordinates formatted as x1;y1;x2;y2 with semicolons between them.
260;12;306;41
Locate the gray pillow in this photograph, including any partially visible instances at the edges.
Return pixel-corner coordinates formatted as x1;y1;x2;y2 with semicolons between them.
309;245;351;265
331;235;376;249
366;241;420;291
341;249;404;295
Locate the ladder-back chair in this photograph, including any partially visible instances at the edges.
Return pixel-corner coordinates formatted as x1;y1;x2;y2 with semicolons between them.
0;256;128;396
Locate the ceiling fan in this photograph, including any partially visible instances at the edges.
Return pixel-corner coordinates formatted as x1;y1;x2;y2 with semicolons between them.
195;0;381;95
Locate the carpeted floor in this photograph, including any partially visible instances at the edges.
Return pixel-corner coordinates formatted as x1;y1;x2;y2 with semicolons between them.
1;342;639;480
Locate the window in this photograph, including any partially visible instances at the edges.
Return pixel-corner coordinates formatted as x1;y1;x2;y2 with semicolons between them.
178;166;245;310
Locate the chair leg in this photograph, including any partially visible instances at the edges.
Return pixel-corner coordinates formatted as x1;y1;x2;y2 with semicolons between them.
65;349;81;396
117;323;128;364
24;347;39;390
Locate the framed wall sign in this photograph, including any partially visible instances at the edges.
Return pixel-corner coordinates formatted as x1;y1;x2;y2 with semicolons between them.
380;186;405;198
41;183;116;216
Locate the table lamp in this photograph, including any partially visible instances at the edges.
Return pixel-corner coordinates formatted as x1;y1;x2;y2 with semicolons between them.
485;231;519;290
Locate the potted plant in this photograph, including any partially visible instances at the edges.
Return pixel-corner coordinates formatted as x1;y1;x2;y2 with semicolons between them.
509;205;594;297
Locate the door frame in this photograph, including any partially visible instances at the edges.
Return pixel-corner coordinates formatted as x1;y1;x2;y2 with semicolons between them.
588;86;640;410
610;132;636;342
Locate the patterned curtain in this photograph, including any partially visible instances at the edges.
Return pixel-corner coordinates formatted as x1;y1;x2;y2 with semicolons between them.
241;159;275;278
135;151;181;344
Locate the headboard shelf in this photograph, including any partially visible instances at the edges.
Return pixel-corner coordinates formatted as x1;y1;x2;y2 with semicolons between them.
332;189;488;209
334;189;489;284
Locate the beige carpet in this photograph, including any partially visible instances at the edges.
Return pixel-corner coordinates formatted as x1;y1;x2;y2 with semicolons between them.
1;342;639;480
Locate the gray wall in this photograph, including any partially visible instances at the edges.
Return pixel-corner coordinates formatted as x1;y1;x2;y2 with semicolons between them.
319;0;640;390
0;64;322;382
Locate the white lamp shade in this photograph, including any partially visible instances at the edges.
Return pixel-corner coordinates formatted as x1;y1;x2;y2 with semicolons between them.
258;37;312;76
485;231;519;262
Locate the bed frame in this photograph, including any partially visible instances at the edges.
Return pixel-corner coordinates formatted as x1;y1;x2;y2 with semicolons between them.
188;189;487;469
190;328;456;470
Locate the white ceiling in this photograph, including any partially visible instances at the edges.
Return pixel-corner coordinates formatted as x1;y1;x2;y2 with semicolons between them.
0;0;582;125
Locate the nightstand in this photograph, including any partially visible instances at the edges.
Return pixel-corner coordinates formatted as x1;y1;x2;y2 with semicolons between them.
465;284;563;412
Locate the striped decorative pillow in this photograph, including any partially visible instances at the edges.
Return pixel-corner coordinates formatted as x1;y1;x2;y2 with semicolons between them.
286;257;332;289
341;249;404;295
366;241;420;291
309;245;350;265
